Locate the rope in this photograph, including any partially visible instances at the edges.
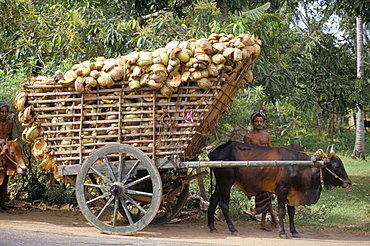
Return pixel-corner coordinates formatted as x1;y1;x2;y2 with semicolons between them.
319;160;346;186
5;153;18;166
323;165;345;182
281;145;315;156
319;166;324;184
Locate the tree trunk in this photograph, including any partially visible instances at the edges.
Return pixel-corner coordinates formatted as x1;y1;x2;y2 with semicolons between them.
351;16;365;159
216;0;228;18
356;17;364;79
352;105;365;159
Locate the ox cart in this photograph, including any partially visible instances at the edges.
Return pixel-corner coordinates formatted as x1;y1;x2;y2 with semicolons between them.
15;33;322;235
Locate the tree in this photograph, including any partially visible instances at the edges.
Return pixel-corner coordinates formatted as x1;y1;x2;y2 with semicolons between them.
352;16;365;159
329;0;370;159
252;2;356;140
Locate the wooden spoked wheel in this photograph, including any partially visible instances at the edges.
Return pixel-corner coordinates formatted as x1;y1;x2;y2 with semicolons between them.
76;144;162;234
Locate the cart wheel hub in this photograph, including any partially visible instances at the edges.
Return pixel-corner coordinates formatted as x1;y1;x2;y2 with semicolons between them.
109;182;125;198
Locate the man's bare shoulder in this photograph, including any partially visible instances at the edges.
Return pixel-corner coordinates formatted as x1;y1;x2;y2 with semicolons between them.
246;131;270;137
260;131;271;136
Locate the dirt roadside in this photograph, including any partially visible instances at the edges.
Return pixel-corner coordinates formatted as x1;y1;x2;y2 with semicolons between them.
0;207;369;246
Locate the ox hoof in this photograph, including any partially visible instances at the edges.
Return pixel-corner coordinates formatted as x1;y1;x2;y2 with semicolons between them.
279;233;289;239
231;231;240;236
292;232;301;238
210;229;218;233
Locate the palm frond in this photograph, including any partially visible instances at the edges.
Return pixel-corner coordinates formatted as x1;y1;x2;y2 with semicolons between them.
242;3;271;21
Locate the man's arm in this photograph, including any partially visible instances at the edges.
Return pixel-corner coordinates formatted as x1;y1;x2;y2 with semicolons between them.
266;133;272;147
0;145;8;160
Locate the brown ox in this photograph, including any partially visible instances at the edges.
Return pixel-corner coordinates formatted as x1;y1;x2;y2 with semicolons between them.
0;140;27;211
207;141;351;239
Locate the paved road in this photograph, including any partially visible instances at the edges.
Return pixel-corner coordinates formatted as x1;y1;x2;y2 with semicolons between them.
1;209;369;246
0;228;222;246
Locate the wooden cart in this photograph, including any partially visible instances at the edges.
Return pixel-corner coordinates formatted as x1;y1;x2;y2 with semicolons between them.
17;34;321;235
17;57;248;234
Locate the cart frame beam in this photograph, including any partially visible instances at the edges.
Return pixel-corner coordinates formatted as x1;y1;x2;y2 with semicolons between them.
58;160;324;176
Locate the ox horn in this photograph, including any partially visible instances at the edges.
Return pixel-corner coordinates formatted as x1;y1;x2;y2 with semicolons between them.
325;146;330;156
325;144;335;158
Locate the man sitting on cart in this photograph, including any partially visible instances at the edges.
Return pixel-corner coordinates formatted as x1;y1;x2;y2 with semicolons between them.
244;110;278;231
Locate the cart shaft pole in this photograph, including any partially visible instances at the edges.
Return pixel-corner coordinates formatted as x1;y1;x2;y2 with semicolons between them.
58;160;324;176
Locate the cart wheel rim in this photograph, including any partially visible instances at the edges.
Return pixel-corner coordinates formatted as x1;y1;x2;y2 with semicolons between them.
76;144;162;234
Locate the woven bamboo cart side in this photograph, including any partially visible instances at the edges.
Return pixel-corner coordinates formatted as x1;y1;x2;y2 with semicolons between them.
24;59;256;167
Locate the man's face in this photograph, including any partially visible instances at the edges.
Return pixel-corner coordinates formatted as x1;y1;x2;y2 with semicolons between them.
252;116;264;130
0;107;9;121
